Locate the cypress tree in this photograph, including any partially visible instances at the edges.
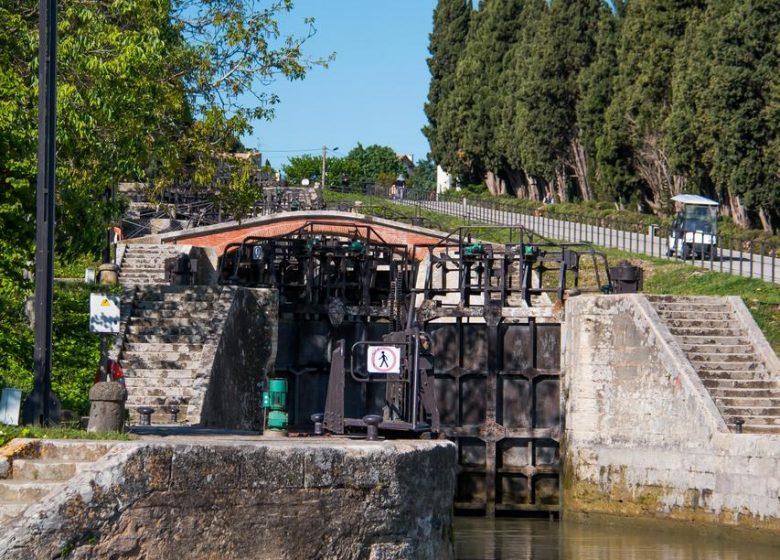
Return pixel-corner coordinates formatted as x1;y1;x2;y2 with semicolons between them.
577;8;620;201
494;0;547;198
700;0;780;230
442;0;529;192
515;0;605;202
597;0;702;211
423;0;472;172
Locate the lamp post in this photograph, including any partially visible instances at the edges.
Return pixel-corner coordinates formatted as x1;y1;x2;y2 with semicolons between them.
24;0;58;425
320;146;338;188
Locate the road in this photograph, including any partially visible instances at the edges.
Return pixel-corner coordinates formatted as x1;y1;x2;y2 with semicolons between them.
398;199;779;284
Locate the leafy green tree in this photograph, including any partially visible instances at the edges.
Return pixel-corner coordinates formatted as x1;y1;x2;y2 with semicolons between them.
0;0;328;406
423;0;471;172
283;154;322;184
408;158;437;196
343;144;404;183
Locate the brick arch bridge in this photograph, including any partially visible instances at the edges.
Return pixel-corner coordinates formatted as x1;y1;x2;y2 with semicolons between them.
151;210;448;259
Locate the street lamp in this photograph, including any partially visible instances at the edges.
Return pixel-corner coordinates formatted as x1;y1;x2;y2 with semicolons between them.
321;146;338;188
24;0;58;425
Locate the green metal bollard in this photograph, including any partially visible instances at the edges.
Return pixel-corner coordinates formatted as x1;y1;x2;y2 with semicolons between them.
262;378;288;433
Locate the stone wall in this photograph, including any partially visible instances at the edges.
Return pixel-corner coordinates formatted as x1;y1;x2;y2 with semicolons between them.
562;294;780;534
0;439;456;560
198;288;278;430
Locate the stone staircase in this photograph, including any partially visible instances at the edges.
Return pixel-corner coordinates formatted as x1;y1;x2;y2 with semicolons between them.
648;296;779;434
121;285;232;425
0;440;115;525
119;243;185;286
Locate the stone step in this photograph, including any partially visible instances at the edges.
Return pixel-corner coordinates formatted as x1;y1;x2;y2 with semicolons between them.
120;273;167;280
713;397;780;408
122;262;170;268
702;379;777;390
669;327;745;338
126;325;213;336
656;309;734;319
647;295;724;304
693;361;766;373
0;502;29;524
135;293;220;304
709;387;780;398
665;319;734;329
137;285;220;295
128;386;194;398
123;254;180;260
11;459;91;482
125;377;194;389
125;333;208;344
721;414;780;426
0;480;63;502
134;309;214;320
677;335;751;346
741;424;780;434
688;353;762;363
122;357;200;370
134;301;215;312
720;406;780;417
37;441;116;462
679;344;755;355
129;317;220;328
126;395;192;408
125;368;199;379
123;342;203;353
695;369;767;380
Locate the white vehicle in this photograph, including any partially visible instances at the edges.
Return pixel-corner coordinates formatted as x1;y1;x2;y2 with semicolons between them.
666;194;719;260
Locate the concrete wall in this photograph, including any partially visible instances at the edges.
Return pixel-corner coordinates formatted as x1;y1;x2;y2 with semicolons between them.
563;294;780;534
198;288;278;430
0;439;456;560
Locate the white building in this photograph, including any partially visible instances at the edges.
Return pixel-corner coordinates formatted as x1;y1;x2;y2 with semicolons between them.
436;165;453;194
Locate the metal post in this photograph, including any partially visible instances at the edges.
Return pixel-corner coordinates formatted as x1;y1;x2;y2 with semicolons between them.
25;0;58;426
98;334;108;382
321;145;326;188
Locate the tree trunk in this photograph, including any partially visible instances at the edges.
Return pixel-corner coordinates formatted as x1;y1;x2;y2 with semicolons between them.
504;168;527;199
727;190;750;228
635;133;685;214
570;139;592;201
758;206;774;234
554;168;567;203
527;174;544;201
485;171;507;196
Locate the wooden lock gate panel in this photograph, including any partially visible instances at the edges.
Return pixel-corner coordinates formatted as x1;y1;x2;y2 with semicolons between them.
426;318;561;516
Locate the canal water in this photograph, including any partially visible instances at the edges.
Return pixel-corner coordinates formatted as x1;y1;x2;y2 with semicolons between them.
454;517;780;560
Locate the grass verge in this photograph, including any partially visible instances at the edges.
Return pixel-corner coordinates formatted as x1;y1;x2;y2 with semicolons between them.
0;426;135;448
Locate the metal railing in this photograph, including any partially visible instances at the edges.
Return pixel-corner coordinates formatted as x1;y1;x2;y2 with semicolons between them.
327;185;779;284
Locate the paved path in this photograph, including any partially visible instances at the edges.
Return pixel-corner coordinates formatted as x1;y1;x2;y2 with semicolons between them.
398;199;779;284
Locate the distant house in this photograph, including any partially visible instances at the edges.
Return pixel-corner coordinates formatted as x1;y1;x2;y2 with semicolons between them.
224;151;263;168
397;154;415;176
436;165;453;194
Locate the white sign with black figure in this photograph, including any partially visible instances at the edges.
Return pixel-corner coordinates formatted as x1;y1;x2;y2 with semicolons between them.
89;293;121;334
367;345;401;374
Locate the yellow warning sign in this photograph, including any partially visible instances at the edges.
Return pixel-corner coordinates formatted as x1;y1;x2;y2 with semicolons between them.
90;293;120;333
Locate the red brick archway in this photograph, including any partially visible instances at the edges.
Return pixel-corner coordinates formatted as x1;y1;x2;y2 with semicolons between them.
161;213;447;259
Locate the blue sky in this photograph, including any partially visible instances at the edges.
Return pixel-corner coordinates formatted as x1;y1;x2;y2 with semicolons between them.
246;1;438;167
